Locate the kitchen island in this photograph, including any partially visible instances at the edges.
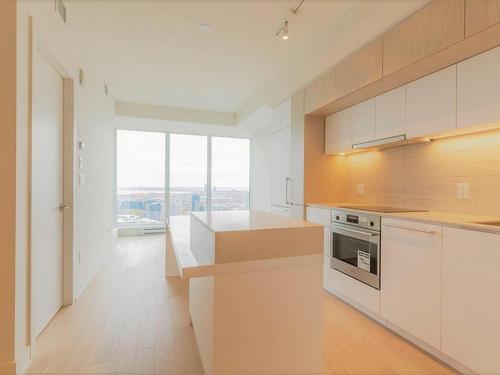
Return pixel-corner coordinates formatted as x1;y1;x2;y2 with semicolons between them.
166;210;323;375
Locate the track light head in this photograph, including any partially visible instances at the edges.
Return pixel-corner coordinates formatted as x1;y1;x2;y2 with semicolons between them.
282;21;289;40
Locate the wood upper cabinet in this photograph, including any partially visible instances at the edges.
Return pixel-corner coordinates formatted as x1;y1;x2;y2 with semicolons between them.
349;99;376;145
457;46;500;129
381;218;442;350
375;86;406;139
465;0;500;37
442;227;500;374
406;65;457;138
334;39;382;99
304;68;336;114
383;0;465;76
325;110;351;155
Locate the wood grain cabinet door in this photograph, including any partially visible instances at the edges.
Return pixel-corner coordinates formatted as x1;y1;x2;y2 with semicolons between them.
334;39;382;98
383;0;465;76
465;0;500;37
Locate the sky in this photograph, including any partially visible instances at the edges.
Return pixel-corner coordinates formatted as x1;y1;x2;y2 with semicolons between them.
117;130;250;189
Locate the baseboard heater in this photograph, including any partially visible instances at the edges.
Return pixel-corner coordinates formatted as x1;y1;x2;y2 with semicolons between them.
119;225;166;237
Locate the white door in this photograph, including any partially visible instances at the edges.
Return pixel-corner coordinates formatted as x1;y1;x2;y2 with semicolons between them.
32;49;64;337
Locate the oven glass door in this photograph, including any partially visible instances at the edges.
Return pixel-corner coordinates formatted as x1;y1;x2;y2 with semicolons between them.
331;223;380;288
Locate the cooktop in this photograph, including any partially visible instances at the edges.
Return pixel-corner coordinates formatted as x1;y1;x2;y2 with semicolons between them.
336;205;427;213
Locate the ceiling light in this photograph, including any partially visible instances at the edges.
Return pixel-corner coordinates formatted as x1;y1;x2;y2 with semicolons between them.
199;24;213;33
282;21;289;40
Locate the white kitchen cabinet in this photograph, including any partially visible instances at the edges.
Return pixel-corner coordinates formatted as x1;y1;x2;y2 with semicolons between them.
271;98;292;133
325;110;352;155
289;91;305;219
375;86;406;139
381;218;442;349
442;227;500;374
457;46;500;130
271;126;291;208
306;206;331;257
349;98;376;146
406;65;457;138
331;268;380;318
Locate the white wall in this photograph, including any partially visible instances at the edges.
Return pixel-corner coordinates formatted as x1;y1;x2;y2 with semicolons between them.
16;2;115;372
236;104;273;211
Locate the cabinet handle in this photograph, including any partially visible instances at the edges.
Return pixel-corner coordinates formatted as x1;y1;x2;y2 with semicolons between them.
285;177;291;205
383;223;435;234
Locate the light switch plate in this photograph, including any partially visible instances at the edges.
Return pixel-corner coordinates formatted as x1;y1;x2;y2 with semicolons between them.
79;173;86;187
356;183;365;195
457;182;470;199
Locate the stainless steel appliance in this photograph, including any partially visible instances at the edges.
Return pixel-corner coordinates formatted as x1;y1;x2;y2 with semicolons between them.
331;206;426;289
331;209;381;289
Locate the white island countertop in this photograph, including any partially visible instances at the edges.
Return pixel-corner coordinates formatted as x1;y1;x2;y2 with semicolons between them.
191;209;319;232
190;210;323;264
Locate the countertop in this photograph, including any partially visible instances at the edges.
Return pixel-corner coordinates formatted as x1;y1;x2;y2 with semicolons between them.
191;209;319;232
190;210;323;264
306;203;500;235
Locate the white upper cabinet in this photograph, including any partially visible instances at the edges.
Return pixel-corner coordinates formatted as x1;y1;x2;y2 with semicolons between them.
406;65;457;138
457;46;500;130
442;227;500;374
381;218;442;350
325;109;352;155
350;98;376;146
271;98;292;133
375;86;406;139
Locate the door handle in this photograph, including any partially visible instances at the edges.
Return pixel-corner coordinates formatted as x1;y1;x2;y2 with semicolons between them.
383;223;435;234
58;203;69;211
285;177;291;205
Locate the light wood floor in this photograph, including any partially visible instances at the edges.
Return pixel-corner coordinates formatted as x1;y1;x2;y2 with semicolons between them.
27;235;456;375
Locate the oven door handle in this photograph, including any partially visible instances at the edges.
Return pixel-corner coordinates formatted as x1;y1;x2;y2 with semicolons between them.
332;225;379;242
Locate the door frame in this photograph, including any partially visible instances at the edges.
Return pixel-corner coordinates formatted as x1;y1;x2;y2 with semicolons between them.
29;18;75;351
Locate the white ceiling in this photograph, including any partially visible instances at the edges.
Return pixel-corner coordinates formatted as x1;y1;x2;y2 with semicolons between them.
62;0;428;114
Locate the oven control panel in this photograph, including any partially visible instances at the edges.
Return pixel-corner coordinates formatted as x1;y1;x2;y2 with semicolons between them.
332;209;381;231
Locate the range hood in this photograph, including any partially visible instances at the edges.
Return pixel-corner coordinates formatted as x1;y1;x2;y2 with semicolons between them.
351;134;430;151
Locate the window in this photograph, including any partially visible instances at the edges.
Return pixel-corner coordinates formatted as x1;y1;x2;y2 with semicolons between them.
211;137;250;211
116;130;166;227
115;130;250;228
169;134;208;216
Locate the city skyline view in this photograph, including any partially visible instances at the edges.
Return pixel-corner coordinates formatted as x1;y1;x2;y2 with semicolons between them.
116;130;250;225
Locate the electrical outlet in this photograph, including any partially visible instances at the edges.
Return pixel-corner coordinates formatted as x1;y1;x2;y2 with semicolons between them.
457;182;470;199
356;183;365;195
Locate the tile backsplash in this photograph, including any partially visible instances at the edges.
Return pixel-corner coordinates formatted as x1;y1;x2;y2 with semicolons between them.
341;129;500;216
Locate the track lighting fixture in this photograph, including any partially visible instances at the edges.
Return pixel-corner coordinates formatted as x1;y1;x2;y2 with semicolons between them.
275;0;305;40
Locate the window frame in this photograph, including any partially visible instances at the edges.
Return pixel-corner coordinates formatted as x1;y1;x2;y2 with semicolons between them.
113;128;252;228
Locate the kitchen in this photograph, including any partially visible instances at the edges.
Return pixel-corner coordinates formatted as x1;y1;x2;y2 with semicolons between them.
269;1;500;373
7;0;500;374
